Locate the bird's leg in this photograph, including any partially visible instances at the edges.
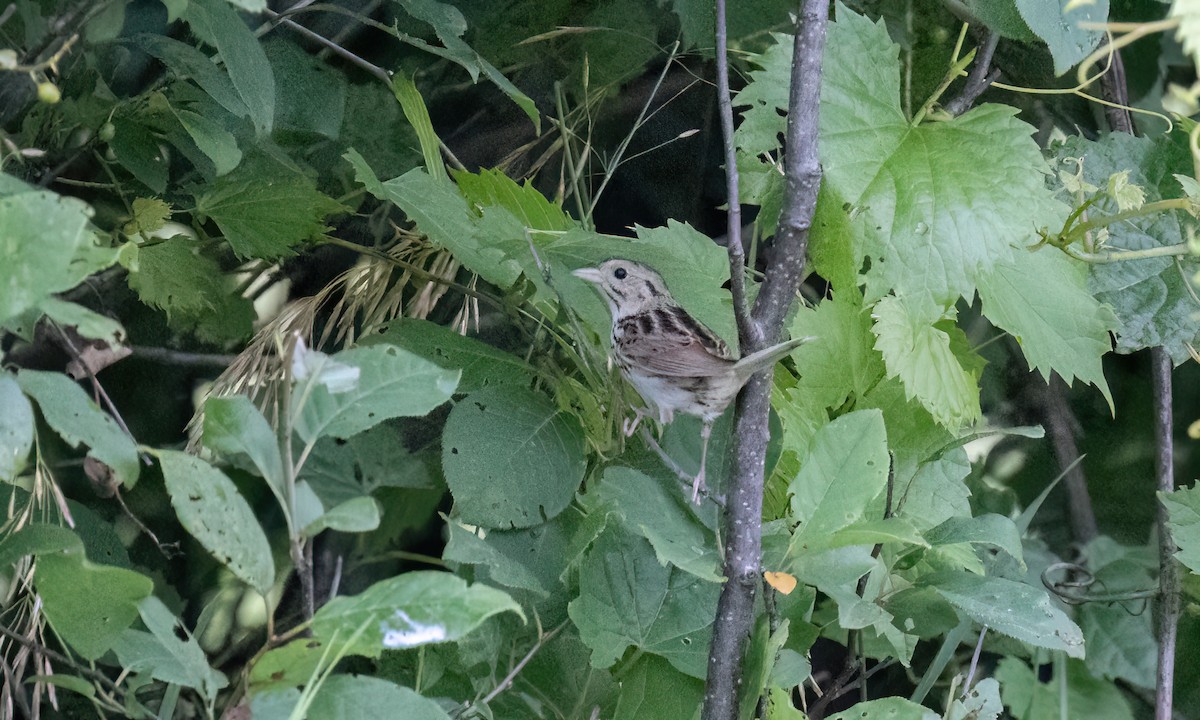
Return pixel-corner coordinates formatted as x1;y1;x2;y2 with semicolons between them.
692;419;713;504
623;408;647;437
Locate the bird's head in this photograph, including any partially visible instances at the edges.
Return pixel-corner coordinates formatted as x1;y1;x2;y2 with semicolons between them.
572;259;670;318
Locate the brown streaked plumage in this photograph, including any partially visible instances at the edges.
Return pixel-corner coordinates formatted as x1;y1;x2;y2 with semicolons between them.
573;259;814;502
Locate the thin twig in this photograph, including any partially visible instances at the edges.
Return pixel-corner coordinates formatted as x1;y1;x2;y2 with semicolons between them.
1039;375;1098;543
943;31;999;117
263;9;390;84
961;625;987;697
702;3;829;719
1152;347;1178;720
129;346;239;368
636;426;725;508
474;622;566;708
714;0;759;350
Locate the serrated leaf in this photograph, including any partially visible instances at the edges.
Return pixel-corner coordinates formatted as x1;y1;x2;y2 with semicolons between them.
569;527;717;678
454;167;573;231
872;295;981;429
442;386;585;529
1161;482;1200;574
926;514;1026;570
977;248;1116;409
182;0;275;136
788;292;885;412
292;344;459;443
196;154;342;259
920;571;1085;657
123;197;172;236
159;450;275;594
17;370;140;488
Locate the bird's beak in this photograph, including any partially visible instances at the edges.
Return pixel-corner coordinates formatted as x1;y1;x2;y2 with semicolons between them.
571;267;603;284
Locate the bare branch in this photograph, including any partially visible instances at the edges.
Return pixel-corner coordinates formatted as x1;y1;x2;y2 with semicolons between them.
714;0;759;350
1152;347;1179;720
702;2;829;718
943;31;999;117
1039;376;1098;543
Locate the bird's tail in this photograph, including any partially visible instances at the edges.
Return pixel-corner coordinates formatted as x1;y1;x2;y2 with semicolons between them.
732;335;817;381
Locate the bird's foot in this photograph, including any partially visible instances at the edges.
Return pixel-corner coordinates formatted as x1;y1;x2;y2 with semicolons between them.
690;469;706;505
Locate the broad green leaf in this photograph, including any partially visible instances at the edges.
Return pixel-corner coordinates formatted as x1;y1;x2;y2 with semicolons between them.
182;0;275;136
596;467;722;581
299;425;438;508
827;697;938;720
925;514;1026;570
303;496;381;535
1014;0;1108;75
737;13;1066;305
311;571;522;656
996;657;1135;720
919;571;1085;657
308;675;450;720
1053;134;1200;363
203;395;285;497
444;512;578;595
174;107;242;175
265;39;347;140
442;386;585;529
195;154;343;259
959;1;1037;42
159;450;275;594
37;297;127;346
612;655;703;720
365;318;537;394
788;409;889;553
110;117;169;192
978;248;1116;409
344;154;521;288
0;523;82;567
293;344;459;443
17;370;140;488
394;0;539;131
947;677;1003;720
820;517;928;550
36;547;153;661
1081;603;1156;690
872;295;981;429
111;596;228;699
249;688;301;720
134;34;252;120
0;375;33;482
788;292;885;412
569;527;717;678
0;191;96;324
1161;482;1200;574
454;168;573;231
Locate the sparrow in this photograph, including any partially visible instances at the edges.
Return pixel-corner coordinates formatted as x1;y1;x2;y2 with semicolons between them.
573;259;813;502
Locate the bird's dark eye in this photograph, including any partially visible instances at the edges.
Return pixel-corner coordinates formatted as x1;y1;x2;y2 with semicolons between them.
613;267;627;280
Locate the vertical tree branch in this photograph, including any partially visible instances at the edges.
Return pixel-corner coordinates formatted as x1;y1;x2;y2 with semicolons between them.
1152;346;1178;720
1040;376;1099;544
714;0;760;350
702;2;829;718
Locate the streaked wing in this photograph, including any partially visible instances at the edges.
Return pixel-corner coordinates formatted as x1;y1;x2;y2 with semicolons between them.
616;306;734;377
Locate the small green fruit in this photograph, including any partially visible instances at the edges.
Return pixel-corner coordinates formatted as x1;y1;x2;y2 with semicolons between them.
36;81;61;104
98;122;116;142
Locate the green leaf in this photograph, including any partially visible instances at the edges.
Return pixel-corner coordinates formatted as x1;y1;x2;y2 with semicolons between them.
444;512;578;595
787;409;889;554
26;674;96;699
35;297;127;348
826;697;938;720
0;190;97;325
925;514;1026;570
203;395;285;499
391;74;446;181
182;0;275;136
978;248;1116;409
134;34;251;120
596;467;722;581
299;426;438;508
364;318;537;394
174;106;242;175
0;375;34;482
159;450;275;594
738;14;1066;305
394;0;539;132
265;39;347;140
0;523;82;567
123;197;172;236
1053;133;1200;363
311;571;523;656
442;386;585;529
36;546;153;661
303;496;381;535
1014;0;1108;75
195;154;342;259
612;655;703;720
996;657;1135;720
454;168;573;231
872;295;981;429
569;527;717;678
111;596;228;699
1161;482;1200;574
110;117;169;192
293;344;458;443
919;571;1085;657
788;292;885;412
17;370;141;488
308;675;451;720
959;1;1037;42
947;677;1003;720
